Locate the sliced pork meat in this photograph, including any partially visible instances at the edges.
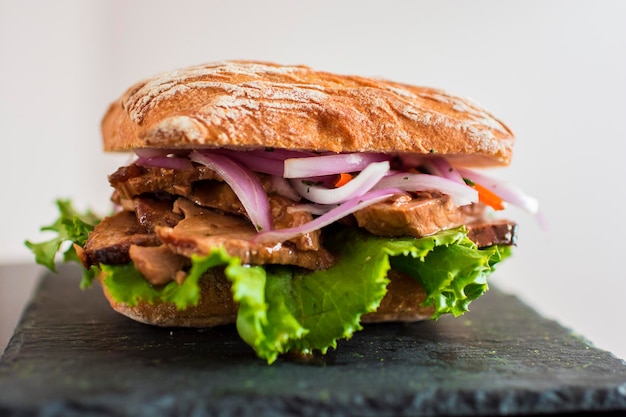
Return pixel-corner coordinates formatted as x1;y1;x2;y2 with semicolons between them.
189;180;246;216
157;198;334;270
109;164;223;200
134;195;182;231
109;163;276;201
129;244;190;286
269;195;321;251
467;219;518;248
81;211;160;268
352;191;517;247
353;192;466;238
189;182;320;251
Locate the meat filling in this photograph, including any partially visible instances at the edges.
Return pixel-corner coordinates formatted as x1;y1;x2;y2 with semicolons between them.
81;211;160;267
354;192;465;238
82;163;517;287
157;198;333;270
129;244;190;286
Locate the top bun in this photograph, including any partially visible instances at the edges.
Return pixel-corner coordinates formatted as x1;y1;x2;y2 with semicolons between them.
101;60;514;167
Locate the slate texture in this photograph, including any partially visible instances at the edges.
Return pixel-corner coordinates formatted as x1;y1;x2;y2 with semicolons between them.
1;264;625;417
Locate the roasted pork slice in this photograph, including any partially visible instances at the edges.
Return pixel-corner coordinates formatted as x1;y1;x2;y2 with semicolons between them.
466;219;518;248
128;244;190;286
353;192;465;238
134;195;183;231
353;192;517;247
269;195;321;251
81;211;160;268
177;181;320;251
109;164;223;200
157;198;334;270
109;163;278;201
188;181;247;217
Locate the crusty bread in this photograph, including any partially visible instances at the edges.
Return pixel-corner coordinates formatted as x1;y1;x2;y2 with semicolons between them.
100;269;434;328
100;267;238;327
102;60;514;167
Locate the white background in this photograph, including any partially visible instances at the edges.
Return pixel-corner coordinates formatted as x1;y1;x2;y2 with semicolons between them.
2;1;625;360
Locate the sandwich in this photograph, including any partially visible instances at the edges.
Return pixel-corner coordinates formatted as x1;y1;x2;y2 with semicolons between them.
26;60;537;363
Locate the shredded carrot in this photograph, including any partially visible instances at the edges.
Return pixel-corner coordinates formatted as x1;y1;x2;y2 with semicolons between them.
473;183;505;211
333;173;354;187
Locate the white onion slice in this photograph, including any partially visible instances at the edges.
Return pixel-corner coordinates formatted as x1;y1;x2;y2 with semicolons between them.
283;153;390;178
373;173;478;207
456;168;539;214
290;161;390;204
254;188;404;244
189;151;273;232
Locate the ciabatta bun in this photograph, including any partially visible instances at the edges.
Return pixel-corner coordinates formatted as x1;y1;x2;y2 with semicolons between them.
101;60;514;167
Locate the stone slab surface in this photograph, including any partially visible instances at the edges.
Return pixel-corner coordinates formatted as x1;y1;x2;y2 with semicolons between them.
1;264;625;417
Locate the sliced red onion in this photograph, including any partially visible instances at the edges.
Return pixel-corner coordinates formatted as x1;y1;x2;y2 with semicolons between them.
189;151;273;232
269;175;301;201
456;168;539;214
135;156;194;171
214;149;285;176
283;152;390;178
396;153;427;170
254;188;404;244
420;160;443;177
426;157;465;184
373;173;478;207
290;161;390;204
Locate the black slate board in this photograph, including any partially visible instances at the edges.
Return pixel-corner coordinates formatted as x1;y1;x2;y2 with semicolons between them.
1;265;625;417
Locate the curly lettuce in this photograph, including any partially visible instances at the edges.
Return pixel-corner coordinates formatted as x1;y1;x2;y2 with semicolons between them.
227;227;509;362
25;199;101;287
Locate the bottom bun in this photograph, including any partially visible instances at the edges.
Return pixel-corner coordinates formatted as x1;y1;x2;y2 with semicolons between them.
362;269;435;323
100;268;238;327
100;268;435;327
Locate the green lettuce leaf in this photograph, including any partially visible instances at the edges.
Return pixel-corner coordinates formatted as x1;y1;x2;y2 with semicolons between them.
25;199;101;287
227;229;393;363
386;229;511;318
229;265;308;363
100;248;242;309
226;227;509;362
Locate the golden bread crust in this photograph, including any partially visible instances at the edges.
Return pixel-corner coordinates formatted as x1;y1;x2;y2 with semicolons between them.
100;268;237;327
102;60;514;167
100;269;434;328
